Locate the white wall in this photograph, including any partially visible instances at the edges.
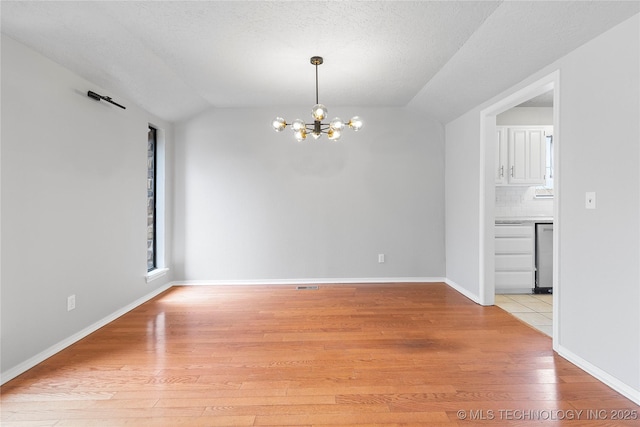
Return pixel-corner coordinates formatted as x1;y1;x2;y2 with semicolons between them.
444;116;481;297
0;36;174;378
558;14;639;397
444;14;639;401
174;107;445;282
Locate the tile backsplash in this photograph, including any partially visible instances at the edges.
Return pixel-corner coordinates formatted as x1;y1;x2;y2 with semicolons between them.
495;186;553;218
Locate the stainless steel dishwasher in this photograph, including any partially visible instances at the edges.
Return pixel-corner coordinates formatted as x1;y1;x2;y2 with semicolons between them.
534;223;553;294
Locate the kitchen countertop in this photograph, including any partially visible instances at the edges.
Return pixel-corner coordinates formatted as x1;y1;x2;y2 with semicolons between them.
495;217;553;224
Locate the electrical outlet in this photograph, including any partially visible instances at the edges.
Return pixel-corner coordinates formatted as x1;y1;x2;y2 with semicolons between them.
378;254;385;263
67;294;76;311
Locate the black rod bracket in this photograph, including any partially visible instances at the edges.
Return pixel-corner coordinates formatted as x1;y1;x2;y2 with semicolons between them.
87;90;126;109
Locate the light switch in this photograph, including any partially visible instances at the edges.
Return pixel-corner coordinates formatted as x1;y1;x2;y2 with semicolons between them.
585;192;596;209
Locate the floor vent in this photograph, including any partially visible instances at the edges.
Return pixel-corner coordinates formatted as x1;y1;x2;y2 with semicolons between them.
296;285;319;290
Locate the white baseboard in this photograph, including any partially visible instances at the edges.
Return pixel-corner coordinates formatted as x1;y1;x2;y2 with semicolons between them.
173;277;448;286
557;345;640;405
444;278;482;304
0;283;172;385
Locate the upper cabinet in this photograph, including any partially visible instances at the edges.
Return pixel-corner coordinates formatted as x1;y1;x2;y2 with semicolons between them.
496;126;551;186
495;127;508;185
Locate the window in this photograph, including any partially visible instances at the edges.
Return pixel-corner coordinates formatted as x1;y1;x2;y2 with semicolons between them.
147;126;157;272
146;125;168;282
535;133;554;198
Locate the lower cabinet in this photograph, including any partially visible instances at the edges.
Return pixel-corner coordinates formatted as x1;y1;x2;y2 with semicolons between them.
495;223;534;293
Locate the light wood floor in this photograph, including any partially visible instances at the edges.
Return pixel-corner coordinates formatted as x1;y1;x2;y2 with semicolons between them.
2;283;638;426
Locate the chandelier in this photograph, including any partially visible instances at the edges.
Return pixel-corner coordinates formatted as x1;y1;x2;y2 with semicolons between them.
271;56;363;141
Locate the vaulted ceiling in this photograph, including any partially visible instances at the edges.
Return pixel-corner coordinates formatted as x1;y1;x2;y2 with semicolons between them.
2;1;638;123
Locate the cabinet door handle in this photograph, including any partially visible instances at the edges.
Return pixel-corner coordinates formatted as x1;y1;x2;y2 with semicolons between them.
510;166;514;177
500;165;504;178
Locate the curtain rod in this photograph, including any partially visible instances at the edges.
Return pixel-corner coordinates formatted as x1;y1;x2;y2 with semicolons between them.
87;91;126;109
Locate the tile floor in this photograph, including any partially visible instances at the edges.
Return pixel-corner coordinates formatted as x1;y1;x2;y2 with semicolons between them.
495;293;553;337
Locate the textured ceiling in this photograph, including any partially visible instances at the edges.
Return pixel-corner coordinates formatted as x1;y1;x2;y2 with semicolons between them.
1;1;638;123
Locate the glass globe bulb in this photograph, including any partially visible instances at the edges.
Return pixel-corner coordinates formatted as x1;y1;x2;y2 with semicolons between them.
329;117;344;131
348;116;363;131
328;129;342;141
311;104;327;121
294;129;307;142
291;119;306;132
272;117;286;132
311;132;322;140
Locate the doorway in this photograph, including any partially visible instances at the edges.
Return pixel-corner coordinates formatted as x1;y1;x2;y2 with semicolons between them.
479;71;559;350
494;91;554;336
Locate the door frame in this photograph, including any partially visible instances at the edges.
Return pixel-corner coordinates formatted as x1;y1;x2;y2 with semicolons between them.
478;70;560;349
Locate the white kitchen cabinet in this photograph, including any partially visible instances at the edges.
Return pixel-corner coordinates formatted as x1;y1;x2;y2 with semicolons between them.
508;127;546;185
495;126;550;186
495;127;508;184
495;223;534;293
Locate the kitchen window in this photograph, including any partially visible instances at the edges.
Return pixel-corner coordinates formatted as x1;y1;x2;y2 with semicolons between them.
535;134;554;198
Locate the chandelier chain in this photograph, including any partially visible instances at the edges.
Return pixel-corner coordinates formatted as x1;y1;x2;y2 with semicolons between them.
315;63;319;105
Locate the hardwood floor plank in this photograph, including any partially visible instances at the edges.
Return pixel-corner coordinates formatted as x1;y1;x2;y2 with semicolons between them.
4;406;206;422
2;283;637;426
1;391;115;402
54;415;258;427
202;402;391;416
253;410;450;425
154;395;336;408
